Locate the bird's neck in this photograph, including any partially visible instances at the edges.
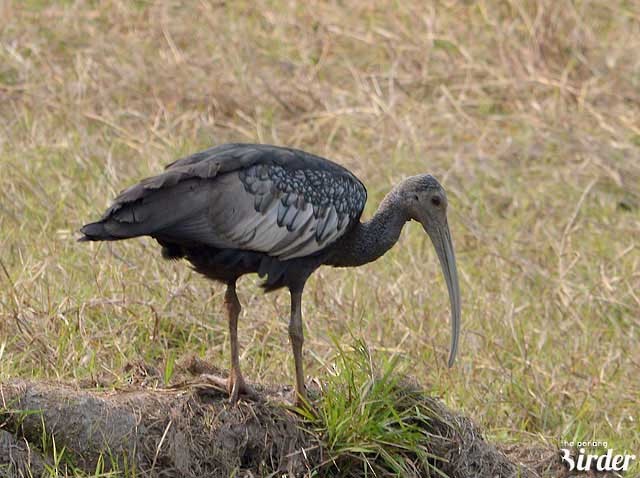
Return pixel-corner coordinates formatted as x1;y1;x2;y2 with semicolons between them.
328;191;407;268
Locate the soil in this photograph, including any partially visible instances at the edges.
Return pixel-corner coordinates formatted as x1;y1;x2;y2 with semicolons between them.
0;357;579;477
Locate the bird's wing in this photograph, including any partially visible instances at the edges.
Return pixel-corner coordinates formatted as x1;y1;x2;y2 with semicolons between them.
86;144;367;260
157;163;366;259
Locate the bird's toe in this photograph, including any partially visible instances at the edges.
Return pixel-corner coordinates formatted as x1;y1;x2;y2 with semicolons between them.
290;388;313;410
196;373;259;403
230;379;259;403
199;373;229;390
229;378;242;404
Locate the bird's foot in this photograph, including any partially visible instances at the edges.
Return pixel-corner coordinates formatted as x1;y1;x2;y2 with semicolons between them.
199;373;258;404
290;389;313;413
198;373;228;390
289;378;322;413
228;374;259;404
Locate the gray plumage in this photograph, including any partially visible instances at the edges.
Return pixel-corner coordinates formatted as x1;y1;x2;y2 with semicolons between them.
80;143;461;405
82;144;367;274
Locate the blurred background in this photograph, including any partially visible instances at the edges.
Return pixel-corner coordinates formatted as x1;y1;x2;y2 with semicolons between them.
0;0;638;461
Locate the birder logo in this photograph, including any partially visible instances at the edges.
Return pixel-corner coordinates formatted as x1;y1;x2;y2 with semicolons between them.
559;441;636;472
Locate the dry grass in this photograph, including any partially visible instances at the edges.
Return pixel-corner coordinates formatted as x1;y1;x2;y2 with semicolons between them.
0;0;639;475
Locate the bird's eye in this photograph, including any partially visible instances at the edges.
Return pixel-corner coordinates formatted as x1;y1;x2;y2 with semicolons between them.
413;194;419;201
431;196;442;207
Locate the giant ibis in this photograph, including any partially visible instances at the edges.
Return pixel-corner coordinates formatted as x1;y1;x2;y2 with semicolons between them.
80;143;461;405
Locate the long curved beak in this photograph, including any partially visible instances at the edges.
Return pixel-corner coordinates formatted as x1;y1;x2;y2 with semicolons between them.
423;219;461;367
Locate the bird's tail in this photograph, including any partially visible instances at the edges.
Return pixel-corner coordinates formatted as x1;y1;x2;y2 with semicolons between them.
78;220;118;242
79;175;213;244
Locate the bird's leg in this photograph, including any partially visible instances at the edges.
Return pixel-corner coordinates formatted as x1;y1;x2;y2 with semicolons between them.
288;289;307;406
224;281;255;403
199;283;258;402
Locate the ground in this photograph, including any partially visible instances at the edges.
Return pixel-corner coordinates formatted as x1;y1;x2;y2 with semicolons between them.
0;356;570;477
0;0;639;477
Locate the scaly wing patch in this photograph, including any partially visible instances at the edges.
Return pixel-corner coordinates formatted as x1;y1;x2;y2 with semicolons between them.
205;165;365;259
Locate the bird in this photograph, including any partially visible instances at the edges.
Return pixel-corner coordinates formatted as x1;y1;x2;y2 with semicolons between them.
80;143;461;406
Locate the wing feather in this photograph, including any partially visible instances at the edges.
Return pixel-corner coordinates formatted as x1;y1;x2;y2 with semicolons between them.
86;144;367;259
194;168;361;259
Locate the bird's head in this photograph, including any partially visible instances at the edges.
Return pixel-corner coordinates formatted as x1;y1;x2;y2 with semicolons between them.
398;174;461;367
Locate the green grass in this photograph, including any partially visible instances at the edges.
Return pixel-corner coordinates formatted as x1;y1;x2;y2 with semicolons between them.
1;0;639;476
301;340;450;477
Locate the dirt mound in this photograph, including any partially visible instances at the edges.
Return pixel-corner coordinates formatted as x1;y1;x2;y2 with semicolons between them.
0;358;561;477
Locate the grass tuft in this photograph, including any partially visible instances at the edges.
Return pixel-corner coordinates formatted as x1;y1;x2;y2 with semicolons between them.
304;341;449;477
